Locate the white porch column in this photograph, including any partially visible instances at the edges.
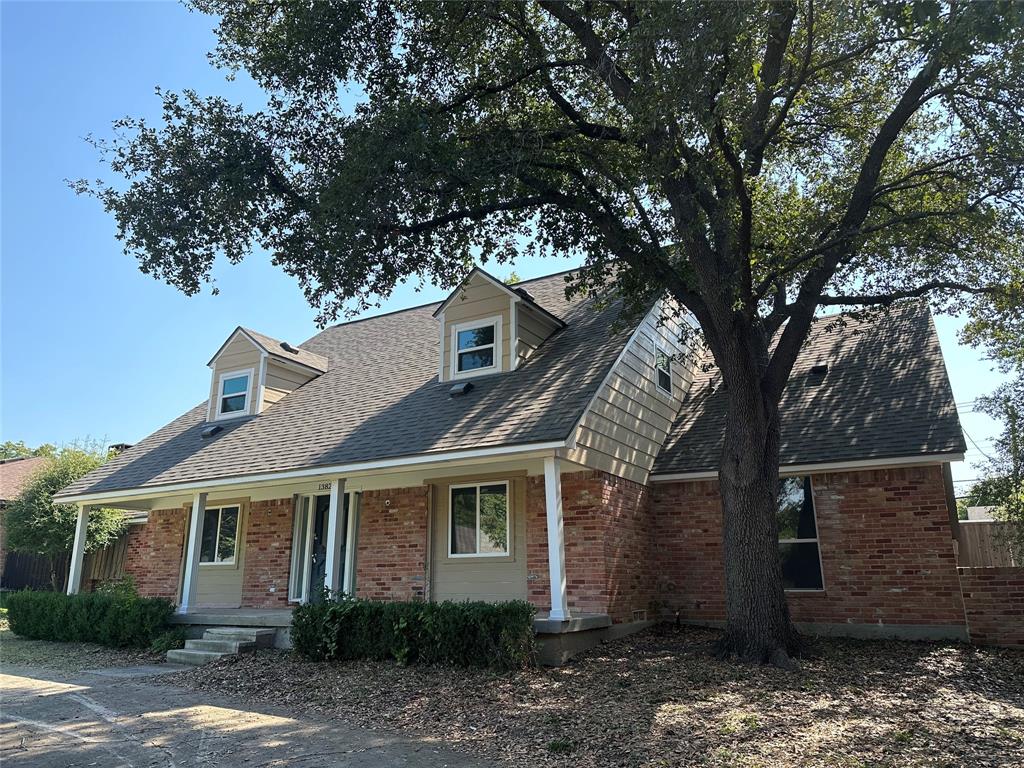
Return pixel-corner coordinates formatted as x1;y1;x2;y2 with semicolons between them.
323;478;347;596
66;504;90;595
179;492;207;614
544;456;570;621
342;491;359;596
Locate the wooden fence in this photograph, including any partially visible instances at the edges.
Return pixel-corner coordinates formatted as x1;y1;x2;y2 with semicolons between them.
1;533;129;592
958;521;1019;567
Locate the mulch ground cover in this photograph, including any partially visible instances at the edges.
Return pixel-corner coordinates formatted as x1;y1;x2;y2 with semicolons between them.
164;624;1024;767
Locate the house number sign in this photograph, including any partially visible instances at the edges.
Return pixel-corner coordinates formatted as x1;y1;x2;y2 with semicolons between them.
317;481;332;491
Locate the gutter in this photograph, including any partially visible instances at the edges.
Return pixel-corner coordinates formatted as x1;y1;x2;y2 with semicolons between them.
648;451;966;483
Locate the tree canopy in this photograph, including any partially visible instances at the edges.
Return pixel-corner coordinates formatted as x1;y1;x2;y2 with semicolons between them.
3;445;125;588
77;0;1023;663
1;441;57;461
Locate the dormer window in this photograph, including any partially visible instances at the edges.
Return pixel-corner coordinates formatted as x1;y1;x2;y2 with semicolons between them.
451;316;502;378
655;348;672;395
216;369;253;419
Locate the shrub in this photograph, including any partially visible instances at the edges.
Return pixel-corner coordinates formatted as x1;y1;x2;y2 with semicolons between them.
291;597;535;669
150;627;187;653
6;589;174;648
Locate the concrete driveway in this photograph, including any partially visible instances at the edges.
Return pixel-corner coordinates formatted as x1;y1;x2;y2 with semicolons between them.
0;663;487;767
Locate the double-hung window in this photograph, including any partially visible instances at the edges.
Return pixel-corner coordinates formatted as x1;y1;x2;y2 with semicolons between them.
655;347;672;395
449;482;509;557
452;317;500;376
216;369;252;419
777;477;823;590
200;505;240;564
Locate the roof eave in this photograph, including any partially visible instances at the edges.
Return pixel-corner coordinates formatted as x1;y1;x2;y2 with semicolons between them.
648;450;966;483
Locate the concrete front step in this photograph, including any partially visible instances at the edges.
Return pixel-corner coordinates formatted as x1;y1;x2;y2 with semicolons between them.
166;648;229;666
203;627;276;647
184;638;255;654
166;626;277;665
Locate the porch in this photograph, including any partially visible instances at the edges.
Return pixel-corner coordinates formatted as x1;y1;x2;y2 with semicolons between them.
63;451;655;661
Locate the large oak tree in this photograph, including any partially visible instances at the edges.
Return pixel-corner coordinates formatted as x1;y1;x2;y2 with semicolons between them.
79;1;1023;665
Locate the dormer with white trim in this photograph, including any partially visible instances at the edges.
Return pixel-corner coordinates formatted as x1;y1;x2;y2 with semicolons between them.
434;268;564;383
206;327;328;422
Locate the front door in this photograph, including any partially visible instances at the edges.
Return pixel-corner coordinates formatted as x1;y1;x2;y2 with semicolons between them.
289;494;348;602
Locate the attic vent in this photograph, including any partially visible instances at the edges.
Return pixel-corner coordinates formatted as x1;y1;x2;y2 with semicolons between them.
449;381;475;398
281;342;301;354
201;425;223;439
515;287;535;301
810;363;829;377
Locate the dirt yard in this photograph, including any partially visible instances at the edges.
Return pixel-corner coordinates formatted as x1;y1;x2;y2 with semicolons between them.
0;630;164;672
163;625;1024;767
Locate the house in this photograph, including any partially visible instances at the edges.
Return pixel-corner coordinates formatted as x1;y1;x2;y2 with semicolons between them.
53;267;1020;659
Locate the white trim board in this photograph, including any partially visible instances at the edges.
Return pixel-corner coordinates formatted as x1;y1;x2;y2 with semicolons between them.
649;452;965;483
54;441;567;505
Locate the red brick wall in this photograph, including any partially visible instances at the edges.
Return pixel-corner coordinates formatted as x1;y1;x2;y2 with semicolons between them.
959;566;1024;648
356;486;429;601
124;507;186;601
652;466;966;630
241;498;293;608
527;470;653;622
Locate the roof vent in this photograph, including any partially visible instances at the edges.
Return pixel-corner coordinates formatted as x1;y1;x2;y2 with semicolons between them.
281;341;301;354
201;425;223;439
810;363;829;377
449;381;475;398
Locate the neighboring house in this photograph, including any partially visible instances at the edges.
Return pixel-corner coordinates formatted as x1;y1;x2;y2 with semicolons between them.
53;267;1019;656
1;456;58;589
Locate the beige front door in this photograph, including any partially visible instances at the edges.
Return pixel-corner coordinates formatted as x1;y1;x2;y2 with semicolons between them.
431;476;527;603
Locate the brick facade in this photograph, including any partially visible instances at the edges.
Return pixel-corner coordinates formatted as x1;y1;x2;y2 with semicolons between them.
651;466;967;633
527;470;653;622
355;486;429;601
124;507;187;600
241;498;293;608
958;566;1024;648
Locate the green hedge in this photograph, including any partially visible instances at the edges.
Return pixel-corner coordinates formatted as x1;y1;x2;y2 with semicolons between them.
6;589;174;648
291;597;536;669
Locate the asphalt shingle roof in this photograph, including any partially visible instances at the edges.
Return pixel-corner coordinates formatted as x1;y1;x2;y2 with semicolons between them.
230;327;328;372
0;457;50;502
58;271;632;499
651;303;966;475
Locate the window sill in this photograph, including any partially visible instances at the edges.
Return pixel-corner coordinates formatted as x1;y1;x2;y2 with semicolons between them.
785;588;826;596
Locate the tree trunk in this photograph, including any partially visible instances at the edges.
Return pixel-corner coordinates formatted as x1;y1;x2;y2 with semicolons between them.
716;358;801;666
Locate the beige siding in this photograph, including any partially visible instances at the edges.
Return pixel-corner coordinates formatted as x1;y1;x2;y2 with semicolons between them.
193;502;248;608
430;476;527;603
515;303;560;366
261;361;314;411
564;305;696;484
209;334;261;419
440;272;512;381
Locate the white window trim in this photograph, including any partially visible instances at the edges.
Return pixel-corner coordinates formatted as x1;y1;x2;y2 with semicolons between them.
199;504;241;566
450;315;503;380
778;476;825;592
448;480;511;559
214;367;255;421
654;345;673;396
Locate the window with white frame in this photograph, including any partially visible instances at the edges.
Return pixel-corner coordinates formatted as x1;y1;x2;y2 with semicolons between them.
655;347;672;395
200;505;240;564
452;318;499;375
216;370;252;418
449;482;509;557
777;477;823;590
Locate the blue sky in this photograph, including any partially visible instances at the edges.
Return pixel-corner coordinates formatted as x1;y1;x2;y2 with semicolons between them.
0;1;1005;493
